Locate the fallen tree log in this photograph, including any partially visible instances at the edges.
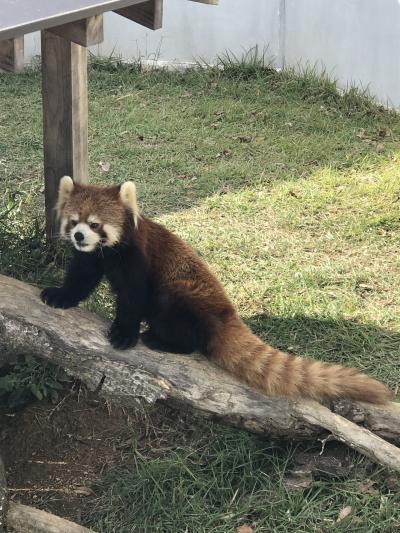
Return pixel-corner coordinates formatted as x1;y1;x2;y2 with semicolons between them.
7;503;95;533
1;274;400;471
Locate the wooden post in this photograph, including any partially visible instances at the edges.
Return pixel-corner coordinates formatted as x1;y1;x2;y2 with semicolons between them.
0;37;24;72
41;31;88;238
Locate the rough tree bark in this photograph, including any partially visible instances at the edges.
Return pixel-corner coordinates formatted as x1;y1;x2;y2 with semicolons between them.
0;275;400;471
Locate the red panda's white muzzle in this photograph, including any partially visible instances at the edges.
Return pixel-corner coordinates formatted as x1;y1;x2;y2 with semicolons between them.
71;223;100;252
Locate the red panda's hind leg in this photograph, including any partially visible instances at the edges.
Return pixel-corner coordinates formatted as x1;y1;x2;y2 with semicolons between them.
140;329;193;354
142;313;199;354
142;286;211;354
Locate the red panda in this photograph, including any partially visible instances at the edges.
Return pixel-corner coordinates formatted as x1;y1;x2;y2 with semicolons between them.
41;176;391;404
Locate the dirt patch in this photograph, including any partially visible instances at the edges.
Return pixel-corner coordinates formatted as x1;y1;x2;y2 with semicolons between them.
0;387;136;524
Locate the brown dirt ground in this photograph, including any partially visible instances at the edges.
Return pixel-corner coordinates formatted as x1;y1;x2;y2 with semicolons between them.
0;386;143;525
1;384;207;527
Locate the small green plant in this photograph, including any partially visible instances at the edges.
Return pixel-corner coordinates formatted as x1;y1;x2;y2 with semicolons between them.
214;45;274;80
0;355;69;409
88;50;142;74
0;189;24;226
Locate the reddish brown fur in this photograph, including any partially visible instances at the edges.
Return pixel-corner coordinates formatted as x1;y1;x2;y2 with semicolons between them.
61;183;123;224
62;183;392;404
128;216;390;404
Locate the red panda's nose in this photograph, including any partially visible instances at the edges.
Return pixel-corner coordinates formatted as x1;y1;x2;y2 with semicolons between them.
74;231;84;242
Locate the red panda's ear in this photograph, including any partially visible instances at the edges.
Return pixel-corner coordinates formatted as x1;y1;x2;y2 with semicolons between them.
55;176;74;218
120;181;141;228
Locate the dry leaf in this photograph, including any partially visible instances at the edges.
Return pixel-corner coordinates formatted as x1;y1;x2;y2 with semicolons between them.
283;470;313;492
357;479;377;495
98;161;110;172
236;526;253;533
337;506;353;522
378;128;391;138
115;93;133;102
356;128;366;139
357;283;375;292
376;143;385;153
74;486;93;496
216;149;232;159
385;476;400;491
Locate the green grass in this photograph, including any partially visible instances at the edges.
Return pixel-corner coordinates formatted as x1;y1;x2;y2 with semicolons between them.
1;59;400;531
84;417;400;533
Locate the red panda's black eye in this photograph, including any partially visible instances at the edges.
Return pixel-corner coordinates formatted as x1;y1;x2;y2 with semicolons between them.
90;222;100;230
71;220;78;227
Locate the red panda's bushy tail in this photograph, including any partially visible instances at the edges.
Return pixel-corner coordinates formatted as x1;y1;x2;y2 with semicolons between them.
207;320;391;404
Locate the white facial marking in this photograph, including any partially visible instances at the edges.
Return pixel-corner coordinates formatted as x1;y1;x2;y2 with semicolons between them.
60;217;68;239
103;223;121;246
88;215;101;224
70;213;79;224
71;222;100;252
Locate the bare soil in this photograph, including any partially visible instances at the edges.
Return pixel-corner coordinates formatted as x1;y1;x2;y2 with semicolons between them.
0;388;137;524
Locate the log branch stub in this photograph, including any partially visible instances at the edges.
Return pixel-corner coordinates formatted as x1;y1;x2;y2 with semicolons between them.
7;503;95;533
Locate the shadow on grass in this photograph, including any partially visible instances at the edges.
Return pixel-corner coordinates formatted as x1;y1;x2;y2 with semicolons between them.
246;313;400;389
2;64;400;221
0;225;69;287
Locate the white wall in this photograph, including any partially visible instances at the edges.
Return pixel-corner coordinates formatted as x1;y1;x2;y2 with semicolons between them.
25;0;280;67
24;0;400;107
284;0;400;108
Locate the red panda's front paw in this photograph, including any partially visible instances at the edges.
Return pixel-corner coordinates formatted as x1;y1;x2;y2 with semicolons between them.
40;287;78;309
108;321;139;350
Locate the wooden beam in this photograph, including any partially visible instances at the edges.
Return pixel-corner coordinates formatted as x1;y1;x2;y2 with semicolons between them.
49;15;104;47
188;0;219;5
0;36;24;72
115;0;163;30
41;30;88;238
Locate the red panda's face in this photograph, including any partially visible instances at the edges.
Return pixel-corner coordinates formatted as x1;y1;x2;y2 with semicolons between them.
55;176;140;252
